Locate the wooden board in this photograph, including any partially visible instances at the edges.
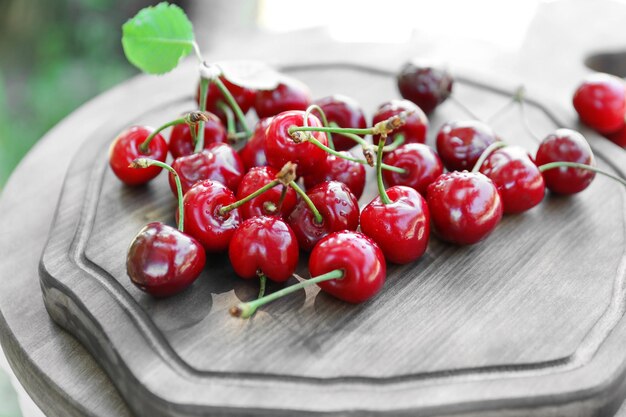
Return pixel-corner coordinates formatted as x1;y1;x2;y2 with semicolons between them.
38;62;626;416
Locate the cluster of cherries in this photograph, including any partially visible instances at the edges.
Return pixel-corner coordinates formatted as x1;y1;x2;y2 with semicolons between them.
110;59;622;319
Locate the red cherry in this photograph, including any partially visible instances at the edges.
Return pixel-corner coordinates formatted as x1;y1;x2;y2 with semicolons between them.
197;76;256;124
436;120;498;172
382;143;443;196
236;166;297;219
535;129;596;194
479;146;545;214
127;222;206;297
426;171;503;245
303;151;366;199
168;114;227;159
255;77;311;119
265;110;328;177
311;95;367;151
239;117;272;171
606;124;626;148
397;61;453;114
287;181;359;251
109;126;168;185
228;216;299;283
360;186;430;264
372;100;428;146
182;180;242;252
309;231;386;303
573;73;626;134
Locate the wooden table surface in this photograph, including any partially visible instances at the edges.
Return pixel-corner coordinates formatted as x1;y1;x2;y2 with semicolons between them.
2;0;626;416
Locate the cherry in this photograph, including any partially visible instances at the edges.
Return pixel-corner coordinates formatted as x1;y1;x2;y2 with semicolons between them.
287;181;359;251
535;129;596;194
573;73;626;134
436;120;499;172
238;117;272;171
182;180;242;252
255;77;311;119
229;216;299;283
360;186;430;264
397;61;453;114
607;125;626;148
196;76;256;125
303;151;366;199
265;110;328;177
426;171;503;245
168;113;227;159
311;95;367;151
479;146;545;214
236;166;297;219
372;100;428;146
382;143;443;196
109;126;168;185
127;222;205;297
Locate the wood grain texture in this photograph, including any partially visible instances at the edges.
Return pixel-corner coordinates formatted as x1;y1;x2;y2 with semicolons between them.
37;62;626;416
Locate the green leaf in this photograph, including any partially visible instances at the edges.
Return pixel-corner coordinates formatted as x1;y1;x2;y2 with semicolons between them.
122;2;195;75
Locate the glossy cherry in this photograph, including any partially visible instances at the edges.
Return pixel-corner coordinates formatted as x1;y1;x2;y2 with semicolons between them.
372;100;428;146
127;222;206;297
303;151;366;199
535;129;596;194
265;110;328;176
168;113;227;159
436;120;499;172
397;61;453;114
182;180;242;252
239;117;272;170
197;76;256;124
229;216;299;283
573;73;626;134
360;186;430;264
311;95;367;151
426;171;503;245
236;166;297;219
255;77;311;119
287;181;359;251
382;143;443;196
109;126;168;185
479;146;545;214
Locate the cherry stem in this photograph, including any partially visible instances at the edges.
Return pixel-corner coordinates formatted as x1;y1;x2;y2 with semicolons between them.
230;269;344;319
382;133;405;152
257;272;267;299
217;101;236;135
139;117;187;154
194;78;210;153
289;125;374;136
538;162;626;187
376;137;392;204
449;95;482;121
211;75;252;137
289;181;323;224
486;86;525;124
304;105;334;150
219;179;281;215
131;159;185;232
276;185;288;212
471;141;508;173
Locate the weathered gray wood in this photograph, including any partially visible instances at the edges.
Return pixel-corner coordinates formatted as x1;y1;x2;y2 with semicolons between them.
36;61;626;416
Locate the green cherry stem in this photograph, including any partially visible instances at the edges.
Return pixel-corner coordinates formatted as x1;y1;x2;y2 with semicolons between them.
304;104;334;150
289;181;323;224
139;117;187;154
219;179;281;215
538;162;626;187
471;141;508;173
230;269;344;319
130;159;185;231
257;272;267;299
194;78;210;153
212;76;252;137
289;125;373;136
217;101;236;135
382;133;405;152
376;137;392;204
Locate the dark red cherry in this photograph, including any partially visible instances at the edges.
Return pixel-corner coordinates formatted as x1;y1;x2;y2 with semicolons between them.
236;166;297;219
436;120;498;172
479;146;545;214
309;231;386;303
265;110;328;177
109;126;168;186
229;216;299;283
372;99;428;146
573;73;626;134
239;117;272;171
397;61;453;114
382;143;443;196
535;129;596;194
287;181;359;251
426;171;503;245
360;186;430;264
303;151;366;199
182;180;242;252
168;113;227;159
312;95;367;151
127;222;206;297
255;77;311;119
197;76;256;124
